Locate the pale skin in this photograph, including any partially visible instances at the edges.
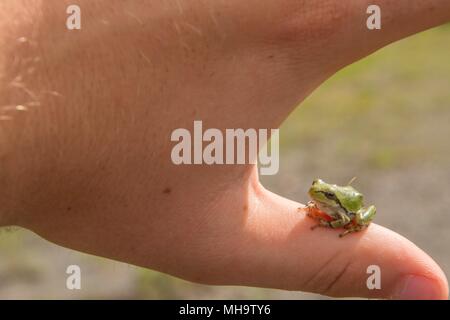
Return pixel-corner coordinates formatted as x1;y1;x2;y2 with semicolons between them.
0;0;449;299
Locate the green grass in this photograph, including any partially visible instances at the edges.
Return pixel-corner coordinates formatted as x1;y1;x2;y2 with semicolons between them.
281;25;450;170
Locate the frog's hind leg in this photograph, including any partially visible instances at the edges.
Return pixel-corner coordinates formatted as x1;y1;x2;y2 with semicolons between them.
355;205;376;226
339;226;363;237
310;219;331;230
339;206;376;237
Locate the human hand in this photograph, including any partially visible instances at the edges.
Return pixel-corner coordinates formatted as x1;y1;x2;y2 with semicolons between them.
1;0;449;299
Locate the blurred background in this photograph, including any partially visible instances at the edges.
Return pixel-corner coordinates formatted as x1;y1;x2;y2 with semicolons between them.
1;25;449;299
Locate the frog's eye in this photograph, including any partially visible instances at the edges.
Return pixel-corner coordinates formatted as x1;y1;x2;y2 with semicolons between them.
323;191;335;199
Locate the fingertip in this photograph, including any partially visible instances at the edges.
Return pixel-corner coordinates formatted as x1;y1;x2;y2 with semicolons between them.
359;224;448;300
391;274;448;300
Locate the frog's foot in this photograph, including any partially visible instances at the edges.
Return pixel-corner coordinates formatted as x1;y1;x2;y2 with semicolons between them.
339;230;356;238
306;211;315;219
311;219;331;230
298;202;315;215
299;208;309;218
338;225;367;237
306;201;317;210
339;229;355;238
311;224;321;230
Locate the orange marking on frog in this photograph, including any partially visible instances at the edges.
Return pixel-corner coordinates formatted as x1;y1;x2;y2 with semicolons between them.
307;206;334;222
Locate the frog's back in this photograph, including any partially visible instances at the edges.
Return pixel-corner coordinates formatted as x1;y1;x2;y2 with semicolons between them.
335;185;364;213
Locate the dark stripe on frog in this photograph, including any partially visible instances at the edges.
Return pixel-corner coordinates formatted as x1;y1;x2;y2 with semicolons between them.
319;191;350;214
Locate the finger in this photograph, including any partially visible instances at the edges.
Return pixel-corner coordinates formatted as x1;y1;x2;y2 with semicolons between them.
213;0;450;129
326;0;450;68
225;186;448;299
256;0;450;68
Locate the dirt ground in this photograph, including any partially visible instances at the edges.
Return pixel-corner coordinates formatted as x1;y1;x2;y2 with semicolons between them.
0;26;449;299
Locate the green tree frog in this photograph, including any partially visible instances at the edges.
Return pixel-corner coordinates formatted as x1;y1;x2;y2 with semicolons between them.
305;179;376;237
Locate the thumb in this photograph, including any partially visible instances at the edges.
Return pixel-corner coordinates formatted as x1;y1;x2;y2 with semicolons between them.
226;183;448;299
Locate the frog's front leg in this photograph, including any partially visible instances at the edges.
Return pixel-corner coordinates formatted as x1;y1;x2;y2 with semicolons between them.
339;206;376;237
